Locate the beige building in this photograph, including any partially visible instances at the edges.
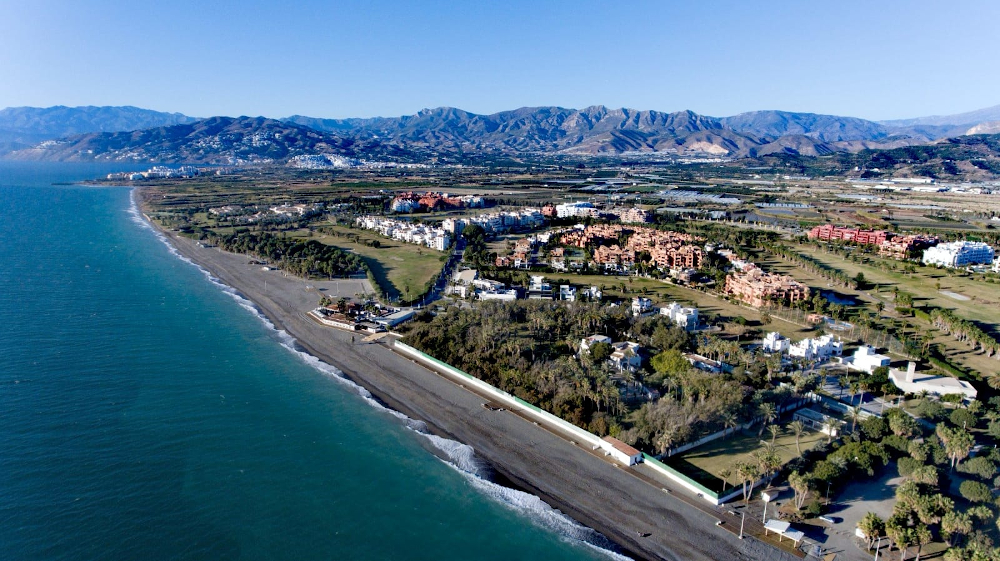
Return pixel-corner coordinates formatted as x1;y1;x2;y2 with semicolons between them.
724;267;810;308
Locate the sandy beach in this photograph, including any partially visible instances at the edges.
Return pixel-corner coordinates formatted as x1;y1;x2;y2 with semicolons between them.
151;221;800;561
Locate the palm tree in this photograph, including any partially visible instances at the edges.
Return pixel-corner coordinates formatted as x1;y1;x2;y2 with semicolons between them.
848;405;863;433
723;411;739;440
789;420;806;456
736;461;762;503
768;424;780;446
718;468;732;493
757;403;777;437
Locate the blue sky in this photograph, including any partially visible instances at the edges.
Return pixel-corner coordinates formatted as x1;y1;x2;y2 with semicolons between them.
1;0;998;120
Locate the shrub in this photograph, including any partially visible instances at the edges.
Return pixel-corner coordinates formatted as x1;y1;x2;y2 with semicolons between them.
959;480;993;503
949;408;977;429
898;457;923;477
916;400;945;421
805;499;823;517
959;456;997;481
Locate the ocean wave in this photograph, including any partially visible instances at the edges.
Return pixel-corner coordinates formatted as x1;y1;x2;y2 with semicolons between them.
129;194;629;559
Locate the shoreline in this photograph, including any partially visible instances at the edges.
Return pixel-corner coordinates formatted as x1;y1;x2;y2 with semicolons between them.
136;195;796;561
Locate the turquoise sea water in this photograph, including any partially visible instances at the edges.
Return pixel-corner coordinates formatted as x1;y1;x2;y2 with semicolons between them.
0;163;616;561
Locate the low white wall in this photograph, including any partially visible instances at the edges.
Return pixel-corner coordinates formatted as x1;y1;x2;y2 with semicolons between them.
641;455;721;504
665;395;816;458
393;341;609;454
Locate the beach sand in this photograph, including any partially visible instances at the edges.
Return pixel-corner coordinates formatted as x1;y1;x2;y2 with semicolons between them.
154;225;799;561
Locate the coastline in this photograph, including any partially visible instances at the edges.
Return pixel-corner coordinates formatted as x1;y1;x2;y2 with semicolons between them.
135;196;796;561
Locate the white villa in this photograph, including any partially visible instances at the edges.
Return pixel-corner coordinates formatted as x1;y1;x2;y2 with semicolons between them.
610;342;643;372
580;334;613;354
632;296;654;316
580;335;642;372
355;216;451;250
889;362;978;401
762;332;790;354
788;334;843;361
847;345;891;374
660;302;699;331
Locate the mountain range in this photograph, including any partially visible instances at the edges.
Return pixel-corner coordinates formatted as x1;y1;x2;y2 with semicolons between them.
3;103;1000;163
0;105;197;152
6;116;412;165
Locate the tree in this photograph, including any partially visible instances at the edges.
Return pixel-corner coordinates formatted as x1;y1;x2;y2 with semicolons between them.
719;468;732;493
757;402;777;437
857;512;885;551
811;459;844;499
950;408;978;430
736;461;762;503
959;456;997;481
650;348;688;377
889;412;919;438
768;424;780;446
588;341;613;362
941;511;972;547
789;420;806;456
937;424;975;470
848;405;863;433
912;524;932;561
885;513;914;561
960;480;993;503
788;471;811;510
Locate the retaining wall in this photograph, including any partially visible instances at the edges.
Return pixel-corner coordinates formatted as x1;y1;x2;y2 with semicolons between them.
394;340;759;506
393;341;605;450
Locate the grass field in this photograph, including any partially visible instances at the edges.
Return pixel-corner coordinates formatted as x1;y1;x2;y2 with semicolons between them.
668;423;829;492
777;243;1000;375
789;243;1000;329
288;225;446;301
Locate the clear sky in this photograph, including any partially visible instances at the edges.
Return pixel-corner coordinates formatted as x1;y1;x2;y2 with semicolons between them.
1;0;998;121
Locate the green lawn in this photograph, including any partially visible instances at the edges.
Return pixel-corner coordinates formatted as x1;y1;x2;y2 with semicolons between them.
290;225;447;301
779;243;1000;375
668;423;829;493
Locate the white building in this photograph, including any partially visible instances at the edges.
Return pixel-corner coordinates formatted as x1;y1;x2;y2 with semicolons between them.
610;341;643;372
446;208;546;235
478;289;518;301
762;332;790;354
888;362;977;401
453;269;478;285
660;302;699;331
528;275;552;300
632;296;654;316
600;436;643;466
792;408;840;438
448;284;471;298
555;201;596;218
922;241;995;268
355;216;451;251
788;334;843;361
848;345;891;374
586;286;603;301
580;334;613;354
559;285;577;301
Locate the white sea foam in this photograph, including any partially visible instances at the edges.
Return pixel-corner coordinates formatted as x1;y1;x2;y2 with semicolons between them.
129;192;630;559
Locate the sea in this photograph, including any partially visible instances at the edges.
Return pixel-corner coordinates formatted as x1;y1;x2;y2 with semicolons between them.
0;162;620;561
